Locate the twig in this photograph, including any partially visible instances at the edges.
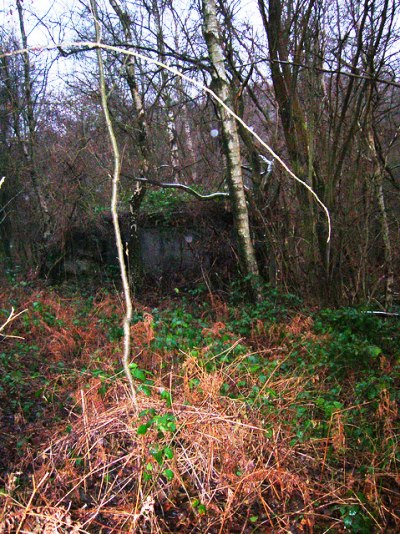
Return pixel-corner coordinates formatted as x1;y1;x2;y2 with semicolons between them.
269;58;400;89
15;471;50;534
81;389;92;476
0;307;28;340
362;310;400;317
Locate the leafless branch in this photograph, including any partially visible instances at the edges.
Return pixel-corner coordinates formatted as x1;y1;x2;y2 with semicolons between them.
0;308;27;341
0;40;332;242
269;58;400;89
122;175;229;199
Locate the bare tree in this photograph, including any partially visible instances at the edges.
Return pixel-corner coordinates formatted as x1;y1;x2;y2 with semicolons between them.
0;6;53;271
16;0;51;252
202;0;261;299
143;0;181;182
256;0;399;303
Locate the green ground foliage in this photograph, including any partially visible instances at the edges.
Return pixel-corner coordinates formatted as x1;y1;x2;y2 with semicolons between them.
0;281;399;532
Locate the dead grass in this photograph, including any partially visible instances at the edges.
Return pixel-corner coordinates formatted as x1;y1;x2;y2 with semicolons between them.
1;289;399;532
1;359;390;533
0;356;320;532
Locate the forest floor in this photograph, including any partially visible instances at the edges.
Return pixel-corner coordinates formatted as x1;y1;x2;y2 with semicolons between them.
0;280;399;532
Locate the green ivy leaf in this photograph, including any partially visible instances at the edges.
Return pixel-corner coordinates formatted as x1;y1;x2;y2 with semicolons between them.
197;504;207;515
160;390;172;407
164;446;174;459
163;469;174;480
367;345;382;358
151;449;164;465
138;384;151;396
137;424;149;435
131;368;147;381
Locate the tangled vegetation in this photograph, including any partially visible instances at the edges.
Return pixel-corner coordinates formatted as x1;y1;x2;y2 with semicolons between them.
0;282;399;532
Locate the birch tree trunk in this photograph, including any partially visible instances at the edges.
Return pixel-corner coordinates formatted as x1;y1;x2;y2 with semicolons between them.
109;0;150;291
202;0;261;300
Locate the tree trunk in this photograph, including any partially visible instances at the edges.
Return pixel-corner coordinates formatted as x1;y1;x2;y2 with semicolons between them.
109;0;150;292
0;175;13;271
202;0;261;300
258;0;332;298
366;126;394;309
151;0;180;183
16;0;51;268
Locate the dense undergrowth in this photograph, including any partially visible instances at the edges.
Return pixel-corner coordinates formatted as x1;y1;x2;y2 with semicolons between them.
0;281;399;532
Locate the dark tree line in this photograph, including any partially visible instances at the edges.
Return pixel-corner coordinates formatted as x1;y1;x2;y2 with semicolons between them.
0;0;399;306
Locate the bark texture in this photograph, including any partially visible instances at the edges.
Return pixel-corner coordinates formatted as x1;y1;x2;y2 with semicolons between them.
366;124;394;310
202;0;261;299
109;0;150;291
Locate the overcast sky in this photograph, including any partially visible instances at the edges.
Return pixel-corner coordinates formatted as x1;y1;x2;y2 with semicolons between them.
0;0;264;93
1;0;398;88
1;0;263;45
2;0;82;44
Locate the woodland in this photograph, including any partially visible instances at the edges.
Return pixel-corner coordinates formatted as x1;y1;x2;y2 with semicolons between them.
0;0;399;532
